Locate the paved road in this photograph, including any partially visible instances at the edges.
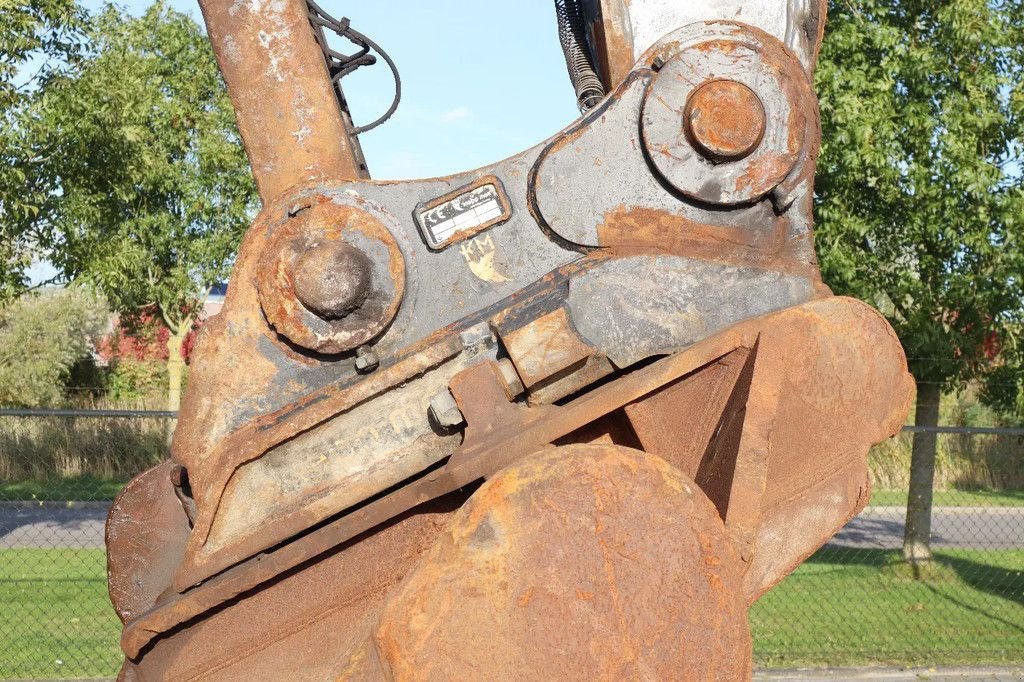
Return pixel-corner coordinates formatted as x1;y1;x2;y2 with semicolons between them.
1;502;109;549
2;501;1022;550
831;506;1024;550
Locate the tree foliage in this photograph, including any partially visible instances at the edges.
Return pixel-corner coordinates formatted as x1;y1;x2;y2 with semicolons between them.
0;0;83;104
17;1;257;408
815;0;1024;397
23;1;256;334
815;0;1024;560
0;287;108;408
0;0;86;300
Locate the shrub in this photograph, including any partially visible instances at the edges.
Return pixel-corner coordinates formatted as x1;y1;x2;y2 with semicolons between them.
105;358;167;404
0;287;109;407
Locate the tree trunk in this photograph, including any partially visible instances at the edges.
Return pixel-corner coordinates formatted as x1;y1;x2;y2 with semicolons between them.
166;326;187;413
902;379;941;564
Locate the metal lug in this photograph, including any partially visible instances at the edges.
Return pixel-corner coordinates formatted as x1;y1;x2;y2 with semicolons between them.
459;322;495;351
496;359;525;400
354;346;379;373
428;389;465;427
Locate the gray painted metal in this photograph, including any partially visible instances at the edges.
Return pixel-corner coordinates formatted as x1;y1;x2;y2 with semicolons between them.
567;255;816;366
619;0;823;76
209;349;484;554
641;24;804;205
217;151;585;435
183;23;819;444
530;66;789;249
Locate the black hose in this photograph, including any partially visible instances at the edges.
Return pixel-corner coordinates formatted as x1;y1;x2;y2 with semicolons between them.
554;0;606;112
306;0;401;134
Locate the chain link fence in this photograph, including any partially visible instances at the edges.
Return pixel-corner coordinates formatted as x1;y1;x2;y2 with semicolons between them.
753;425;1024;668
1;415;1022;679
0;411;172;679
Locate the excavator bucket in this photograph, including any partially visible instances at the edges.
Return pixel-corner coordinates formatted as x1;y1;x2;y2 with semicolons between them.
105;0;915;679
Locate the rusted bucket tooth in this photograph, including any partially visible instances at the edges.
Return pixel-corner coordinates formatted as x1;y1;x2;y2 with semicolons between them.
106;0;914;679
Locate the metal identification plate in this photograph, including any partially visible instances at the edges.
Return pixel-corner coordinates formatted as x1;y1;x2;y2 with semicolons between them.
414;176;511;250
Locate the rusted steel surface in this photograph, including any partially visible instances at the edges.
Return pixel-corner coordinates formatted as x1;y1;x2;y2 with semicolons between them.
583;0;635;89
640;25;813;206
116;297;912;665
199;0;362;204
120;495;467;680
374;445;752;680
105;461;189;625
256;201;405;353
685;79;767;161
500;306;602;394
106;0;918;678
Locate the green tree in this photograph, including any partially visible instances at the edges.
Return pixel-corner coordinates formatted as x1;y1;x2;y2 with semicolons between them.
23;1;257;411
0;287;108;407
815;0;1024;562
0;0;86;300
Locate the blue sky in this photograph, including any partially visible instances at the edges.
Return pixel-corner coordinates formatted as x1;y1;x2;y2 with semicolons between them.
27;0;580;284
92;0;581;179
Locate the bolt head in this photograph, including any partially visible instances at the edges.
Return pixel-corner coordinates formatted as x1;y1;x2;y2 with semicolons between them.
496;359;525;400
460;322;494;350
293;241;372;320
684;80;766;162
354;346;379;372
429;390;465;428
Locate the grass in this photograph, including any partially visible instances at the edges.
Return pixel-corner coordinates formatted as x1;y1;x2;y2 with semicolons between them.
0;547;1021;678
870;488;1024;507
0;475;128;502
0;549;123;679
751;548;1024;668
868;428;1024;492
0;414;167;484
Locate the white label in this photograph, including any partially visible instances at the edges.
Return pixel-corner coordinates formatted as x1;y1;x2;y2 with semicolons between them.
415;181;508;249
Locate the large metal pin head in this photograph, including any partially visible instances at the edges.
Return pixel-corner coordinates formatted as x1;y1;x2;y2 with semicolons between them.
257;202;405;354
641;24;816;205
684;79;766;162
292;241;372;320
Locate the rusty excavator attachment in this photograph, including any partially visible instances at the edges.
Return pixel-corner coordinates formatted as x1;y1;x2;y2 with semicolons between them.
105;0;915;678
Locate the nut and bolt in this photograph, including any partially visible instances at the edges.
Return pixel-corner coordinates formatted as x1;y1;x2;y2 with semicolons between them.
684;79;766;162
429;389;465;428
354;346;379;373
496;359;525;400
459;322;495;350
293;240;373;321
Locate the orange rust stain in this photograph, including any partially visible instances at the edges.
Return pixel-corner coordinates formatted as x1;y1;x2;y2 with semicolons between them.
694;39;742;55
597;536;636;663
596;205;820;278
735;153;792;194
695;529;730;613
599;205;755;251
591;0;634;90
685;80;766;161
